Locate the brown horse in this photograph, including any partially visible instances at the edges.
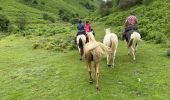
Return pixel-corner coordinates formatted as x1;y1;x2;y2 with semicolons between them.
83;31;108;90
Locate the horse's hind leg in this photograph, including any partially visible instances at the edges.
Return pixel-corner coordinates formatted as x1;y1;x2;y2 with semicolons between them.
95;63;100;90
87;62;93;83
112;49;117;67
131;47;136;61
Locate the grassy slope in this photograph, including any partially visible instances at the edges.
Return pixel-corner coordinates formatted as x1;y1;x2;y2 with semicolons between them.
0;0;98;24
0;0;50;23
0;24;170;99
103;0;170;46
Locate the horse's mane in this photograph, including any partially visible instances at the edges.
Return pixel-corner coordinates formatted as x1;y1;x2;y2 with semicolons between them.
87;32;96;42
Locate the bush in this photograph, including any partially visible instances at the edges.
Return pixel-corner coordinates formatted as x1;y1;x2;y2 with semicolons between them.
70;18;79;24
118;0;141;9
98;1;113;17
0;14;10;32
58;9;77;22
16;17;27;30
33;0;38;5
142;0;152;5
166;49;170;56
48;17;55;23
80;2;95;11
0;7;2;10
24;0;32;2
41;1;45;5
43;13;49;20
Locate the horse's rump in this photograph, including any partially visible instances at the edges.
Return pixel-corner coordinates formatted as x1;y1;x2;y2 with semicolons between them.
128;31;141;48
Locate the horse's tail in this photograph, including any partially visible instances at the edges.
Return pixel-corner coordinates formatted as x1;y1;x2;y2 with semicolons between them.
110;35;118;50
79;38;84;56
128;32;141;48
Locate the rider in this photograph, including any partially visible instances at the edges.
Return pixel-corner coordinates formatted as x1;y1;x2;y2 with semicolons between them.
84;21;91;33
77;20;85;36
75;20;89;43
122;11;138;42
84;21;95;36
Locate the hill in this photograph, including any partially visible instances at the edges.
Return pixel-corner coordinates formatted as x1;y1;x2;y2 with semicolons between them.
0;0;99;23
97;0;170;47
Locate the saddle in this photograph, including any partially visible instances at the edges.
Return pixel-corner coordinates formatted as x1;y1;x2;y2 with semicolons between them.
123;26;139;43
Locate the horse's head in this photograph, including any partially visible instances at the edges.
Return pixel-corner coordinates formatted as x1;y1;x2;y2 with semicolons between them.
105;28;111;34
87;32;96;42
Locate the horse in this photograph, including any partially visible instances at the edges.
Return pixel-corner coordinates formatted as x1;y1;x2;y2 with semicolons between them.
83;31;108;90
103;28;118;67
76;33;88;60
126;30;141;61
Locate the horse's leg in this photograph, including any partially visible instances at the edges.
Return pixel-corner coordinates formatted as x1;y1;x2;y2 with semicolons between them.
95;63;100;90
131;47;136;61
113;49;117;67
128;48;130;55
107;53;109;65
88;62;93;83
135;43;138;53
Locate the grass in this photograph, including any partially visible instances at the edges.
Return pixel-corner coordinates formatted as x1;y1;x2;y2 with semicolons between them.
0;0;170;99
0;33;170;99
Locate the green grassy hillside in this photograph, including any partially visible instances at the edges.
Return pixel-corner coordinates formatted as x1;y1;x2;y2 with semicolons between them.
0;0;98;24
0;32;170;100
97;0;170;47
0;0;170;99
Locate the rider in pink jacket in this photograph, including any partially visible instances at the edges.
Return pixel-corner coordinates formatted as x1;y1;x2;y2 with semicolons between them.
84;21;91;32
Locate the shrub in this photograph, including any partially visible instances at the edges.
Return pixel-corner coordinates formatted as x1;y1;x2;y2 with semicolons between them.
24;0;32;2
43;13;49;20
0;7;2;10
70;18;79;24
98;1;113;17
16;17;27;30
80;2;95;11
142;0;152;5
166;49;170;56
0;14;10;32
8;24;18;33
33;0;38;5
48;17;55;23
58;9;73;22
41;1;45;5
118;0;142;9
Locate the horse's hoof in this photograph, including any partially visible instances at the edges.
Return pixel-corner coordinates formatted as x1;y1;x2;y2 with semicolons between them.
89;79;93;84
80;58;82;61
133;59;136;63
108;65;112;67
96;85;99;90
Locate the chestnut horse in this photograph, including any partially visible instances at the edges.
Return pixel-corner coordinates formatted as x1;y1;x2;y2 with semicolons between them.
83;31;108;90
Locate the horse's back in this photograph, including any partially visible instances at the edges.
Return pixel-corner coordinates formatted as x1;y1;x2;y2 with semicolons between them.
103;33;118;48
77;34;86;44
130;31;141;41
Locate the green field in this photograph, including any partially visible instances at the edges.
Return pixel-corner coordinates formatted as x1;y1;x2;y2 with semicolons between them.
0;0;170;99
0;28;170;100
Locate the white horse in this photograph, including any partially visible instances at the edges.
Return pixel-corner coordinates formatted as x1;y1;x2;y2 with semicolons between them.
76;34;87;60
103;28;118;67
127;30;141;61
